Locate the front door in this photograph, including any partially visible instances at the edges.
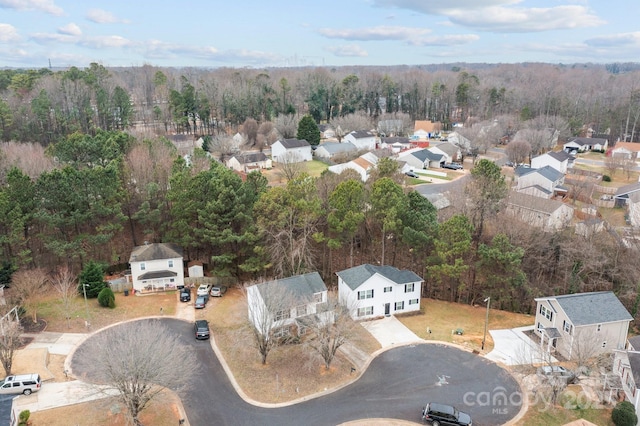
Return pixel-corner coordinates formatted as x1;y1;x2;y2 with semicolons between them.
384;303;390;316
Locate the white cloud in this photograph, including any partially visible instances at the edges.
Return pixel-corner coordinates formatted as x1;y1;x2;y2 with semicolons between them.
448;5;605;32
0;23;20;42
86;8;129;24
585;32;640;48
409;34;480;46
319;26;430;41
0;0;63;16
140;40;279;65
30;31;77;44
374;0;605;33
58;23;82;36
325;44;369;57
80;35;132;49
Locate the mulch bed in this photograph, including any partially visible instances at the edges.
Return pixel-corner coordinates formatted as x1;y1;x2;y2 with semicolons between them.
20;318;47;333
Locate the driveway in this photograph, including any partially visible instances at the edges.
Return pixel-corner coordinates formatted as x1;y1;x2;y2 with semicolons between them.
486;325;557;366
71;318;523;426
359;316;422;347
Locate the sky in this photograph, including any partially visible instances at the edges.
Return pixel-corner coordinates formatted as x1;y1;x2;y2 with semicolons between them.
0;0;638;69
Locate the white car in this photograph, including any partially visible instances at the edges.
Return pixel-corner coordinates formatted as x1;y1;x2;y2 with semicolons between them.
196;285;210;297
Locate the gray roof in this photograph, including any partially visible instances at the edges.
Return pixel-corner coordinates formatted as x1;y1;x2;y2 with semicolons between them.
507;191;570;214
628;352;640;387
278;138;310;149
138;270;178;280
129;243;183;262
349;130;374;139
514;165;535;177
317;142;357;154
628;335;640;351
412;148;443;163
567;137;607;146
433;142;458;156
336;264;422;290
547;151;573;162
615;182;640;197
381;136;410;144
537;291;632;326
535;165;564;182
232;152;268;164
257;272;327;302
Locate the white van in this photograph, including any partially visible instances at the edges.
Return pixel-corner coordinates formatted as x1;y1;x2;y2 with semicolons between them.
0;374;41;395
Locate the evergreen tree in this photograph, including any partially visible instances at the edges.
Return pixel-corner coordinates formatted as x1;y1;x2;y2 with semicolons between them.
296;115;320;146
79;261;107;298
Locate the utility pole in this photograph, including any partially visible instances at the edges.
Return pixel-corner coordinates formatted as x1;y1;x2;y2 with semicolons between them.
482;297;491;351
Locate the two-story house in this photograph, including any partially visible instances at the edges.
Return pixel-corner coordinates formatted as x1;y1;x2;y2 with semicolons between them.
534;291;632;361
271;138;312;163
343;130;376;151
246;272;330;338
516;166;567;199
531;151;574;174
129;243;185;293
337;264;422;320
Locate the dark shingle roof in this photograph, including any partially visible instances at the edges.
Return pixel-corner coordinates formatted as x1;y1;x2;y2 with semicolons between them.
336;264;422;290
538;291;632;326
232;152;268;164
138;270;178;280
317;142;356;154
257;272;327;302
616;182;640;197
536;165;563;182
349;130;374;139
278;138;310;149
628;335;640;351
628;352;640;387
567;137;607;146
508;191;569;214
129;243;183;262
547;151;572;162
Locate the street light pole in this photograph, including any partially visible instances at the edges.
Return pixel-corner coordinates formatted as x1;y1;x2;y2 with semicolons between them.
82;283;90;328
482;297;491;351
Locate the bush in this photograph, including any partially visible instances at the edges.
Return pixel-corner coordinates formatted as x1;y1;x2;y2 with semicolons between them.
18;409;30;425
97;287;116;309
79;261;107;298
603;175;612;182
612;400;637;426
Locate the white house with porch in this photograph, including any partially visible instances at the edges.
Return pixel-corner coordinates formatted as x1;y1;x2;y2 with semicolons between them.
337;264;422;320
246;272;330;338
534;291;632;361
129;243;184;293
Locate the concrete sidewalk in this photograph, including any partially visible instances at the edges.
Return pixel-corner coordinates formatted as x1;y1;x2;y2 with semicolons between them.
22;332;87;356
13;381;118;413
485;325;557;365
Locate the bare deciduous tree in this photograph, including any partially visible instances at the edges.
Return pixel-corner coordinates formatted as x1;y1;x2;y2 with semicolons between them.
0;319;23;376
604;154;623;176
273;114;298;139
301;293;353;370
277;152;304;181
245;281;295;364
73;320;195;426
330;113;373;141
242;118;259;147
51;266;77;329
567;327;603;371
11;268;48;324
505;139;532;165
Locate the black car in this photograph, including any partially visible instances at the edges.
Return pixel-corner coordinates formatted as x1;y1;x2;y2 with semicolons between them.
405;171;419;178
421;402;472;426
194;320;210;340
180;289;191;302
194;296;207;309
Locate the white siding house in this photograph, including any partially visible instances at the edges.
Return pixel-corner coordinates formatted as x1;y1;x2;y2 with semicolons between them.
246;272;329;337
337;264;422;320
343;131;376;151
506;191;574;230
534;291;632;361
129;243;184;293
271;138;312;163
531;151;573;174
327;153;378;181
614;336;640;419
314;142;357;159
516;166;566;199
226;152;272;172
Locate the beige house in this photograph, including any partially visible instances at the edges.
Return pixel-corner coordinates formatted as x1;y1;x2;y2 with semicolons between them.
226;152;271;172
535;291;632;361
129;243;184;293
413;120;441;140
613;336;640;418
611;142;640;160
506;191;574;230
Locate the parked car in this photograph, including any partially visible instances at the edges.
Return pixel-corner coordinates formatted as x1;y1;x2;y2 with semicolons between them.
442;162;463;170
504;161;515;167
210;285;228;297
405;171;419;178
194;295;207;309
0;374;42;395
196;284;210;297
179;289;191;302
537;365;577;384
194;320;210;340
421;402;472;426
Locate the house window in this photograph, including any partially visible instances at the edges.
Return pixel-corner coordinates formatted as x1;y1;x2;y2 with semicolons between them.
357;289;374;300
296;305;307;317
537;322;543;331
314;292;323;303
384;286;393;293
405;283;415;293
273;327;289;338
274;309;290;322
357;306;373;317
140;263;146;271
409;299;419;305
562;320;573;335
597;324;601;332
395;301;405;311
540;305;553;321
170;278;175;283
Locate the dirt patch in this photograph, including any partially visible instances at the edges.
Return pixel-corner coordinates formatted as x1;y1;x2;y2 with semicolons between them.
20;318;47;333
28;388;182;426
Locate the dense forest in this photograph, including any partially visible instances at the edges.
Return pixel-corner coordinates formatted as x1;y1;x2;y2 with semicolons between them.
1;62;640;317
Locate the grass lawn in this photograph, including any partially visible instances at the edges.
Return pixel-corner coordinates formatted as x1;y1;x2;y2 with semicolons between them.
302;159;329;177
398;298;534;352
201;287;381;403
32;291;176;333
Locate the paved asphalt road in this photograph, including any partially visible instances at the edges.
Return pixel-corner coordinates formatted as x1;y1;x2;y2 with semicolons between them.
72;319;522;426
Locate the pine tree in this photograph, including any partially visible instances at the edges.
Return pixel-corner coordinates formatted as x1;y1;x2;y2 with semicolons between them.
78;261;107;298
296;115;320;146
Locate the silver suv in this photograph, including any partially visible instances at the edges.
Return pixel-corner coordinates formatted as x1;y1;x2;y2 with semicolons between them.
0;374;41;395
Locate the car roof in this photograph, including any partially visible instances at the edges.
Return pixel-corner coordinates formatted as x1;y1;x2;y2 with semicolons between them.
427;402;456;415
195;319;208;326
